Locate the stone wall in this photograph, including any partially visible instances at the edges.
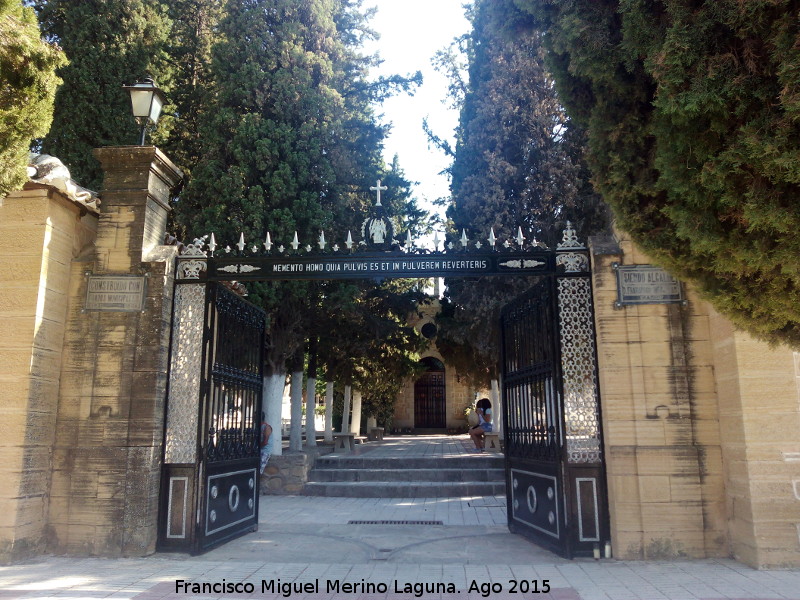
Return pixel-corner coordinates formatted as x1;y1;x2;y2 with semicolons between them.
261;447;334;495
0;184;97;560
591;232;800;568
46;147;181;556
591;233;727;561
708;311;800;568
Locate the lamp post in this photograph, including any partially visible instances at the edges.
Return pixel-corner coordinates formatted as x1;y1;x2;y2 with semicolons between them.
123;77;166;145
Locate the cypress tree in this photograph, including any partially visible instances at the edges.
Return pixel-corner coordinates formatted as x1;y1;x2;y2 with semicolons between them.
37;0;172;190
0;0;65;196
519;0;800;346
159;0;224;198
438;0;605;382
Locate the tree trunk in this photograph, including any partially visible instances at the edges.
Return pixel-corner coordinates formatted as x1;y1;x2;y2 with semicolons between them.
490;378;502;437
263;372;286;456
341;385;351;434
289;371;303;452
305;336;318;447
289;348;304;452
324;380;334;442
350;389;362;436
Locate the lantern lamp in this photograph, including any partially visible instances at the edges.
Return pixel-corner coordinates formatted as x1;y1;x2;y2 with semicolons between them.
122;77;166;145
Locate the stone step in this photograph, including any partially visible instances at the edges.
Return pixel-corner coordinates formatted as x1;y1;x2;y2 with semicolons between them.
302;480;506;498
304;452;506;497
307;467;505;483
313;455;504;470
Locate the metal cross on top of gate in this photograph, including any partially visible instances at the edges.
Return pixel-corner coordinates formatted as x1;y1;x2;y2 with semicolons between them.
175;183;590;282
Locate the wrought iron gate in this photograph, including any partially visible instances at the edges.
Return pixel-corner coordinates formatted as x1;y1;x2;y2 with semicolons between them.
159;281;266;554
500;232;608;558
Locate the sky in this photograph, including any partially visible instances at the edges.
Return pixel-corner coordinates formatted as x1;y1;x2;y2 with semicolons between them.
362;1;471;222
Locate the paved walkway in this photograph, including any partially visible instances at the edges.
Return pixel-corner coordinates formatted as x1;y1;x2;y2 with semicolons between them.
2;436;799;600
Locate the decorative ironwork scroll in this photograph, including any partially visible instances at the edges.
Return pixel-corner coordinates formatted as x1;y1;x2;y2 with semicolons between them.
557;277;602;463
164;283;205;464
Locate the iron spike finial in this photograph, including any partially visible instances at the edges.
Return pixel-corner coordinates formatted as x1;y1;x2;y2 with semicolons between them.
318;231;327;250
488;228;497;249
209;233;217;255
264;232;273;252
405;230;413;251
432;231;441;251
237;233;246;252
460;230;469;248
345;230;354;250
516;226;525;247
290;232;300;250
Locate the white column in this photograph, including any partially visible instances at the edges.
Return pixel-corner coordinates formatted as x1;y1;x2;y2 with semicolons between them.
491;378;502;438
305;374;317;447
341;385;351;434
263;372;286;456
350;389;363;436
289;369;303;452
324;381;334;442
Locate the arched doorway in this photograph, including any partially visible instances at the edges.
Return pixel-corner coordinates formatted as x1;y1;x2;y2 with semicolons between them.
414;357;446;429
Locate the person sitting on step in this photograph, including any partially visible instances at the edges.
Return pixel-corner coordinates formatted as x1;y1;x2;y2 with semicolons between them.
468;398;492;452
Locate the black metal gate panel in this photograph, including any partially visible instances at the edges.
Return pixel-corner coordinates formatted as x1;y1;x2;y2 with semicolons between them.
501;233;608;558
159;281;266;554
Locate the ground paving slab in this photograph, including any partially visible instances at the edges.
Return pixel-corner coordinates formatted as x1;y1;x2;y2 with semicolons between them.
1;436;798;600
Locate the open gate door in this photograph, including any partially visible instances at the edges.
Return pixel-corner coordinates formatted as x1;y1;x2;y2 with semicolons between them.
500;264;608;558
159;281;266;554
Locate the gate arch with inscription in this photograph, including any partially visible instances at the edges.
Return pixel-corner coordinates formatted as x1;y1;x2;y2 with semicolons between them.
158;192;607;557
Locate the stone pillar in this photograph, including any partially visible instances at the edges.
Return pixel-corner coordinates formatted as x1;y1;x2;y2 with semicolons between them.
708;310;800;568
350;389;363;436
324;381;334;442
588;232;726;560
49;146;182;556
0;184;98;560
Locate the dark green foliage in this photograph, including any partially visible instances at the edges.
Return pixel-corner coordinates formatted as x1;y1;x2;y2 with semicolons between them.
316;278;428;427
157;0;224;193
518;0;800;346
0;0;65;196
179;0;427;415
179;0;354;373
37;0;172;190
438;0;605;382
